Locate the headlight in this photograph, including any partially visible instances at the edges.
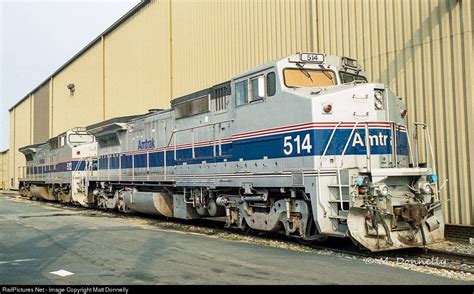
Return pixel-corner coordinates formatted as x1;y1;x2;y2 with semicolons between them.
375;99;383;110
374;90;384;110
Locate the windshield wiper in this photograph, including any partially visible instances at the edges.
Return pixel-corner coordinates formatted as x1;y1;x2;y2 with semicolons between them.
319;64;333;82
322;71;333;81
296;63;313;82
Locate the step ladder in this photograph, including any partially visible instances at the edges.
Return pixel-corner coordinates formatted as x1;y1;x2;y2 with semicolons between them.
317;121;372;236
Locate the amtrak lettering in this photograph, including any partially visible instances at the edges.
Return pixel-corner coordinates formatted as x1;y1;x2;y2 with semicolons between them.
352;132;389;147
138;138;155;150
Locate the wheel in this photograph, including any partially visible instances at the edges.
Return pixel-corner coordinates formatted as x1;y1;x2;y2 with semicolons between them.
297;234;328;246
297;238;315;246
297;216;328;245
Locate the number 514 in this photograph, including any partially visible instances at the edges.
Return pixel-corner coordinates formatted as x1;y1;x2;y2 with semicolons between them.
283;134;313;155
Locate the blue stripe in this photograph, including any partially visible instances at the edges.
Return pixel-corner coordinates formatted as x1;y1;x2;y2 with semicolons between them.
26;128;409;173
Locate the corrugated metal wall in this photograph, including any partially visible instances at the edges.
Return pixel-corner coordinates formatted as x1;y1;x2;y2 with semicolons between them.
9;96;32;189
105;0;171;118
172;0;315;97
33;83;49;144
314;0;473;225
51;42;104;136
0;151;9;190
8;111;15;189
7;0;473;224
171;0;473;225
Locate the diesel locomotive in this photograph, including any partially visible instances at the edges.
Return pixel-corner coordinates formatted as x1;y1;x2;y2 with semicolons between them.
18;53;444;251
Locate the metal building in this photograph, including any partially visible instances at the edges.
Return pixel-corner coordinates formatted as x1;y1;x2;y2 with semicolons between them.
0;150;8;190
5;0;473;225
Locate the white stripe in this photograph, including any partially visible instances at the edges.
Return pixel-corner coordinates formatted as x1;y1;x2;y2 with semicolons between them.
50;269;74;277
88;171;338;182
0;258;36;265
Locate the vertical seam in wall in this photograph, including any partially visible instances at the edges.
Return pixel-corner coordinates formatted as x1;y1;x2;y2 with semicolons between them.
438;0;450;224
402;1;408;113
311;0;321;52
448;2;460;224
169;0;173;100
409;0;416;145
50;77;54;137
392;0;398;94
458;0;472;224
13;109;15;184
340;0;345;55
309;0;314;52
29;95;32;144
376;0;381;81
102;36;106;120
428;0;441;200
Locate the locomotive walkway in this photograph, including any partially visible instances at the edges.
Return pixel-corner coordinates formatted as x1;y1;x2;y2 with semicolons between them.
0;193;468;285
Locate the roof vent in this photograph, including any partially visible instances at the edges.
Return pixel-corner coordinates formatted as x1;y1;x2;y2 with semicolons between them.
148;109;163;113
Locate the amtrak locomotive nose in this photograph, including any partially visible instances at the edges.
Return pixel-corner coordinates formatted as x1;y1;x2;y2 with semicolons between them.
18;53;444;252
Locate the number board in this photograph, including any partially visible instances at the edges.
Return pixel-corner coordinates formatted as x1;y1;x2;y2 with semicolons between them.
299;53;325;63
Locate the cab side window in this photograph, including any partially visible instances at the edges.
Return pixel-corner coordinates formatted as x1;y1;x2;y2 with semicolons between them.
250;77;262;102
266;72;276;97
235;80;248;106
235;71;275;106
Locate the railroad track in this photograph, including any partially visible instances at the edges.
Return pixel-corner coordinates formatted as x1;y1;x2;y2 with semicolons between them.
425;249;474;265
305;243;474;274
420;249;474;274
4;193;474;275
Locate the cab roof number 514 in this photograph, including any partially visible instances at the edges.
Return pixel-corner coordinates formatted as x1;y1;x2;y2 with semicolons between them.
300;53;324;63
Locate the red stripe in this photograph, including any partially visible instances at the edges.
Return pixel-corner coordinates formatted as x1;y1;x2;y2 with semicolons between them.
233;121;395;138
233;122;401;140
115;122;407;155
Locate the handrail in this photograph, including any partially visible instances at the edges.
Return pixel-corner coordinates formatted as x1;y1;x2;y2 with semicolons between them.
164;119;234;181
424;124;437;174
72;157;82;177
364;122;372;172
412;122;437;171
389;123;395;167
317;121;342;216
413;122;439;201
337;122;361;212
403;123;415;167
147;150;150;181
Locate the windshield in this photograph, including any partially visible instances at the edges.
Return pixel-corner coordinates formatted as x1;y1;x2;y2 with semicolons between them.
340;72;367;83
283;68;336;88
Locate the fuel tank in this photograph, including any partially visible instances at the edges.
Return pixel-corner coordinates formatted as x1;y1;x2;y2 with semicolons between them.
30;185;56;201
122;191;173;217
